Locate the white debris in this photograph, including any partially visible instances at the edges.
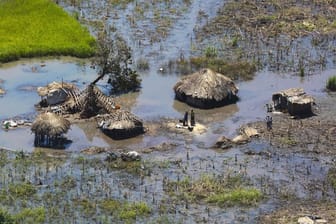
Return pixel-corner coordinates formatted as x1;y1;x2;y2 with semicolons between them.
3;120;17;127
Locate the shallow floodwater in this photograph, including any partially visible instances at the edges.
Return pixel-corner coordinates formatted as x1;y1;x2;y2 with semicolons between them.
0;56;334;152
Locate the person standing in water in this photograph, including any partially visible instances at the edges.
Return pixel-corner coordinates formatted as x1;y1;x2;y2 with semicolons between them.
190;109;195;126
183;111;188;126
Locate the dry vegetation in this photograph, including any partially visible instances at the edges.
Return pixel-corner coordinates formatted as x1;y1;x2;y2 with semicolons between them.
193;0;336;74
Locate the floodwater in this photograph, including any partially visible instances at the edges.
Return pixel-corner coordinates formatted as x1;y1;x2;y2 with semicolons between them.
1;56;334;151
1;0;335;152
0;0;336;223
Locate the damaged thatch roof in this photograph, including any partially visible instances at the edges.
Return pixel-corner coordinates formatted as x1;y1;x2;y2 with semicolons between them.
31;112;71;137
272;88;314;105
79;84;116;118
173;68;239;108
101;109;143;130
99;109;144;139
37;81;78;97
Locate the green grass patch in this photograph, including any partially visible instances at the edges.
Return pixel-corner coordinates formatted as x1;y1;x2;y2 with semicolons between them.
326;76;336;91
189;57;256;80
279;137;297;146
0;208;14;224
207;188;262;206
166;174;263;207
99;199;151;222
14;207;46;224
0;0;95;62
0;207;46;224
328;168;336;191
8;182;37;199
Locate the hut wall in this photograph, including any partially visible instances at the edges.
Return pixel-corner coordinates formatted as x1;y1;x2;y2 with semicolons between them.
176;94;238;109
102;127;144;140
47;89;68;105
288;102;312;115
272;95;288;111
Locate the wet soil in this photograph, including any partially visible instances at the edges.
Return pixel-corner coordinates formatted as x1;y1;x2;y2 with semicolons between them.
248;95;336;155
259;201;336;224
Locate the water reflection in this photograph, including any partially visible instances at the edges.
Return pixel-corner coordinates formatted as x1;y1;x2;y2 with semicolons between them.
172;99;239;125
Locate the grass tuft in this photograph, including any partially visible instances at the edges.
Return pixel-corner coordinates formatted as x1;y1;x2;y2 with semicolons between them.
326;76;336;91
100;199;151;221
166;174;263;207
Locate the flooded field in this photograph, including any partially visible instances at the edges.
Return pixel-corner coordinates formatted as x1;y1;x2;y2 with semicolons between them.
0;0;336;223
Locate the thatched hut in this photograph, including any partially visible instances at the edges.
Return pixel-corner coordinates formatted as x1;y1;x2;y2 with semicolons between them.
272;88;315;116
37;81;79;106
99;109;144;140
173;68;239;109
31;112;71;148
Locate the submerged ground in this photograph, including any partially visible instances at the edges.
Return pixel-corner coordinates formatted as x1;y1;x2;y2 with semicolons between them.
0;0;335;223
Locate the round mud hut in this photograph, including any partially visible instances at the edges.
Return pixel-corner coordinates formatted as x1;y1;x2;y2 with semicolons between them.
173;68;239;109
31;112;71;148
99;109;144;140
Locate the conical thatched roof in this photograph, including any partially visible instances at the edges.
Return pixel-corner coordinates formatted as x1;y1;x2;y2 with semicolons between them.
37;81;78;97
174;68;239;108
31;112;71;137
99;109;144;139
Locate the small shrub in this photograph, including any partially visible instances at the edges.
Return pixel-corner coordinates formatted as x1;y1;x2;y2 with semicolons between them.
0;208;14;224
204;46;218;58
328;168;336;191
14;207;46;224
8;183;36;198
119;210;137;220
326;76;336;91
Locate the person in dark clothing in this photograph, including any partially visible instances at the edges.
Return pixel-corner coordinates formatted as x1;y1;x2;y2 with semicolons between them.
265;116;273;130
190;109;195;126
183;111;188;126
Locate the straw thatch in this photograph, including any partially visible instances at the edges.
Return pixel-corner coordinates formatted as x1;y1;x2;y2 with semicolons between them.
173;68;239;109
31;112;71;147
80;84;116;118
272;88;315;116
99;109;144;139
37;81;79;106
55;84;116;117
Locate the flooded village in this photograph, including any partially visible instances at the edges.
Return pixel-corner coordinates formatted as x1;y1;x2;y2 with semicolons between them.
0;0;336;223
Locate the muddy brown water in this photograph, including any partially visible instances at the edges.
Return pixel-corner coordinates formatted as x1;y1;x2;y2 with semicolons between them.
1;59;334;152
1;0;336;223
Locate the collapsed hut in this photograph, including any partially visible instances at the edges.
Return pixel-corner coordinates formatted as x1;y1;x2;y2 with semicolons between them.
98;109;144;140
37;81;79;106
79;84;117;118
36;80;144;140
173;68;239;109
272;88;315;116
31;112;71;148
